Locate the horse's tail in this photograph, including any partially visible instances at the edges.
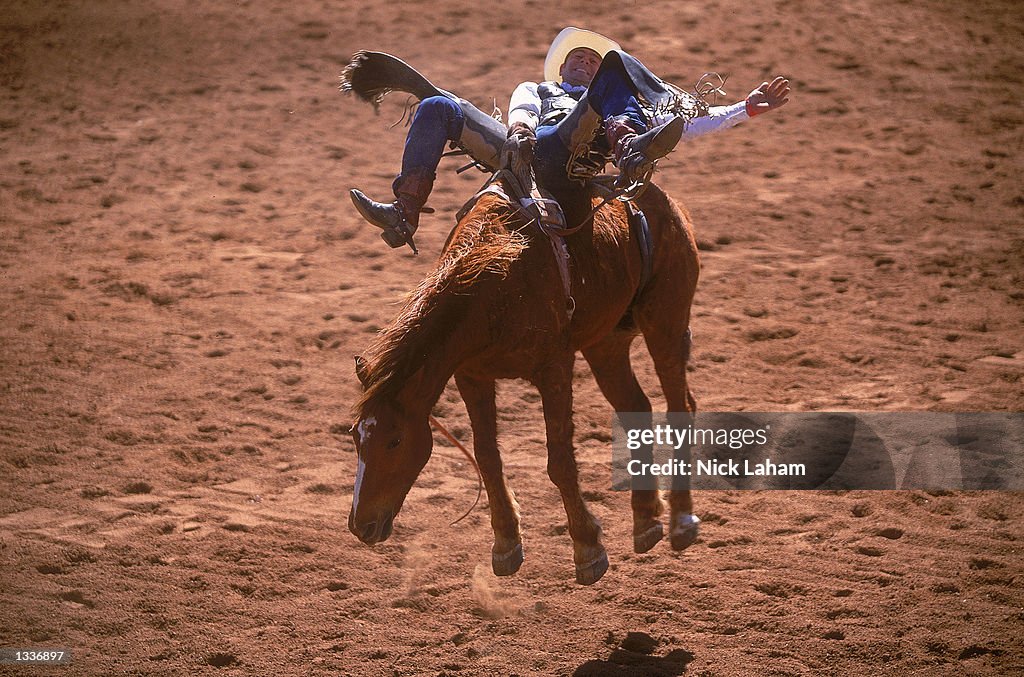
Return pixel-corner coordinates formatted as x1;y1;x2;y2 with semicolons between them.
339;51;448;112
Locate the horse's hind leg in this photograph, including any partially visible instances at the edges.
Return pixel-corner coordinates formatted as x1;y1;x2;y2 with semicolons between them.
635;310;701;551
535;354;608;585
455;372;523;576
582;330;665;554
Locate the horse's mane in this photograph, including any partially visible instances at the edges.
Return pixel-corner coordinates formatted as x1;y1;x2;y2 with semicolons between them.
355;196;529;415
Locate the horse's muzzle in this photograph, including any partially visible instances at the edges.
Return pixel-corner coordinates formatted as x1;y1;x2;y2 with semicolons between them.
348;510;394;545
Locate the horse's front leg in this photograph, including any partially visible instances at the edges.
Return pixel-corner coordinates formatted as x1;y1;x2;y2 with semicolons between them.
454;371;524;576
535;354;608;585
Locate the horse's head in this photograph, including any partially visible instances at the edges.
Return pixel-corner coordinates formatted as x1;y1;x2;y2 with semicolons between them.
348;356;433;545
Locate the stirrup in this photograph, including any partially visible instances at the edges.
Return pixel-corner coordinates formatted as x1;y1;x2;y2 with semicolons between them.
349;189;421;254
380;223;419;254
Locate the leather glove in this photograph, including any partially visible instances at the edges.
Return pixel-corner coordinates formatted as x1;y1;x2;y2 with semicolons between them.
501;121;536;175
506;121;536;141
745;76;791;117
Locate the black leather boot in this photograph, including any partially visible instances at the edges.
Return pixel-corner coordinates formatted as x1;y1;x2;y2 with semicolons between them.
349;167;435;252
605;115;685;184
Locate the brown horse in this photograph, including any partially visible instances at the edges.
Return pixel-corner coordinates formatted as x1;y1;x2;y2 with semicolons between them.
348;183;700;585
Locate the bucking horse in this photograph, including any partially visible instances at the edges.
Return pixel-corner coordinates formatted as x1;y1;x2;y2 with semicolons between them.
342;52;701;585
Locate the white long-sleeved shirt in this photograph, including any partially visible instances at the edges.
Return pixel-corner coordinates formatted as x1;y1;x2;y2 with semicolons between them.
506;80;750;139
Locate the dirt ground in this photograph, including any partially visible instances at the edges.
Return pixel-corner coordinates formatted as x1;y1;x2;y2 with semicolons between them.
1;0;1022;674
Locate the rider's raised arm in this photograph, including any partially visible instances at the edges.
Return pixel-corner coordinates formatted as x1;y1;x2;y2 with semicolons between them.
507;81;541;132
667;100;749;139
654;75;791;139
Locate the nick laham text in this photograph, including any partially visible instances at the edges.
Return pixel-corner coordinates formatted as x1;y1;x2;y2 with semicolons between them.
627;459;806;477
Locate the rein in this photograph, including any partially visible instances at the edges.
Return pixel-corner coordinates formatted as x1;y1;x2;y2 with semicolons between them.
428;414;483;526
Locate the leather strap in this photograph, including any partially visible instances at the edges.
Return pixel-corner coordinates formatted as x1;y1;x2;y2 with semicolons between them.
458;170;576;322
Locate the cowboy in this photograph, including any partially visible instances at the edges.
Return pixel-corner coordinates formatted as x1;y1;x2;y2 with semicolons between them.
350;27;790;249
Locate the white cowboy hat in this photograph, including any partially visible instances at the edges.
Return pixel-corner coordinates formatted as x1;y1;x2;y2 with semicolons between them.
543;27;621;83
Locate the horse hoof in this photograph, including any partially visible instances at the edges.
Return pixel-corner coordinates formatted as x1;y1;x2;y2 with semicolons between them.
633;522;664;554
575;550;610;585
670;514;701;551
492;542;524;576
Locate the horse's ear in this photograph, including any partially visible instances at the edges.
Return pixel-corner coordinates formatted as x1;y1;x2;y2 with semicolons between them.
354;355;369;388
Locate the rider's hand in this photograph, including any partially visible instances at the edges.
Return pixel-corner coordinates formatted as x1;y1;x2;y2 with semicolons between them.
502;122;536;175
745;76;791;117
506;121;536;141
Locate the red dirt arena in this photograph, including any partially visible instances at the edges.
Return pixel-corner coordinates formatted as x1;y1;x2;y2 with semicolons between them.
1;0;1022;674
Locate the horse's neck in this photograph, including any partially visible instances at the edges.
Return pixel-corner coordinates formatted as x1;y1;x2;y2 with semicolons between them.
390;295;487;418
395;336;464;417
385;196;531;412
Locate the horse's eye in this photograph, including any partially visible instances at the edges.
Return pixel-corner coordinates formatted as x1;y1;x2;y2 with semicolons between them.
387;437;401;450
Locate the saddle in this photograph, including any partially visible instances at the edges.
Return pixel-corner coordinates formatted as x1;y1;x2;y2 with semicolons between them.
456;170;655;322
